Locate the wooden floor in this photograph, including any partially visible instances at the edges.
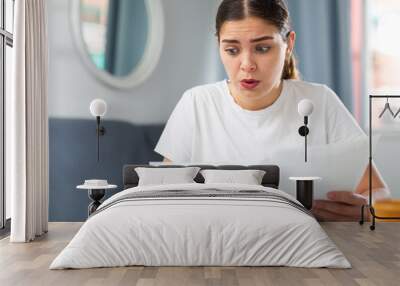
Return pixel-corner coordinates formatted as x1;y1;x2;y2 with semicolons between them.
0;222;399;286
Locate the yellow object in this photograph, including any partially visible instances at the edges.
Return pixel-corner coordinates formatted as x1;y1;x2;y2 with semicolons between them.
374;199;400;222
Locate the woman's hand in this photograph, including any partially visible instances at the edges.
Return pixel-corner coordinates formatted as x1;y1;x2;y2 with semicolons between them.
312;191;368;221
312;188;391;221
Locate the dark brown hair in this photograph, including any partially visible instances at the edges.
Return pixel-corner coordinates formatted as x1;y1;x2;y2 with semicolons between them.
216;0;299;80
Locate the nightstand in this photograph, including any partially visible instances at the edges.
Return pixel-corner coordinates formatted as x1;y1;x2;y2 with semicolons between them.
77;180;117;216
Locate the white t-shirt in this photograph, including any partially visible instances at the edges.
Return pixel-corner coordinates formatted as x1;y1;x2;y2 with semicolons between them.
155;80;364;164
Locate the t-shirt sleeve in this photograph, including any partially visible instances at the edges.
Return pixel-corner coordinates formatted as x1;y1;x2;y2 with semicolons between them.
324;86;366;143
154;90;194;163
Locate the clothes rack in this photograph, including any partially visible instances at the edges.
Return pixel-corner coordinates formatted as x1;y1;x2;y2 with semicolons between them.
360;95;400;230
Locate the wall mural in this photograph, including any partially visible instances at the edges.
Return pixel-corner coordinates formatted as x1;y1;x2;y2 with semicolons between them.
48;0;400;223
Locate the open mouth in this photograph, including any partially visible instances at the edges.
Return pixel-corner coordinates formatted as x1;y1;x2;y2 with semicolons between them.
240;79;260;90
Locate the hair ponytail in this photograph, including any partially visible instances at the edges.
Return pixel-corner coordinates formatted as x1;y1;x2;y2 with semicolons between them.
282;53;299;80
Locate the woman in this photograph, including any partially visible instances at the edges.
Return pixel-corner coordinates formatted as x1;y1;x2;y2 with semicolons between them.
155;0;389;221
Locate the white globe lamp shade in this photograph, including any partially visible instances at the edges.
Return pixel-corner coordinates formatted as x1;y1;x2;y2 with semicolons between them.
90;99;107;117
298;99;314;117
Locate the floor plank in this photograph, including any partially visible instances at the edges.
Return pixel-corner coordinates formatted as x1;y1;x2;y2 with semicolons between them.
0;222;399;286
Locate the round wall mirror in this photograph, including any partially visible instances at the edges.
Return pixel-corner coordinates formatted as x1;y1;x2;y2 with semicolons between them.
71;0;164;89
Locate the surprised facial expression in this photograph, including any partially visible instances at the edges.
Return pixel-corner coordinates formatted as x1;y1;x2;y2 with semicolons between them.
219;17;293;100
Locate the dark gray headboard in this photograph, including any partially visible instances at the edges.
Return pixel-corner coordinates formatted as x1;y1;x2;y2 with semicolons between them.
123;164;280;189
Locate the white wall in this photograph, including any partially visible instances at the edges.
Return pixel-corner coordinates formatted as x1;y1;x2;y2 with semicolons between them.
47;0;224;124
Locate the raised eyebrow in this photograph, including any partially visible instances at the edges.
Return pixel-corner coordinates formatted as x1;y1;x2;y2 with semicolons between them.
221;36;274;44
221;39;240;44
250;35;274;43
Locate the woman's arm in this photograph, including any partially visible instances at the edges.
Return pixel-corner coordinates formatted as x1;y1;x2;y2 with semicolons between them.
163;157;172;163
312;164;391;221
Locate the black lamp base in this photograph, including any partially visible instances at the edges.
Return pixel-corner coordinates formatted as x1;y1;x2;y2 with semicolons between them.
88;189;105;216
296;180;314;210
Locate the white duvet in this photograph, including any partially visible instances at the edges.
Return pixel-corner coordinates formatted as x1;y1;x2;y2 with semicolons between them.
50;183;351;269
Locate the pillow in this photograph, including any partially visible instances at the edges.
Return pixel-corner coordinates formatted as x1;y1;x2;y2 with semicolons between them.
135;167;201;186
200;169;266;185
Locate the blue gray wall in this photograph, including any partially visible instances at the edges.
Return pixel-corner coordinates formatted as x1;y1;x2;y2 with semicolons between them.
49;118;163;221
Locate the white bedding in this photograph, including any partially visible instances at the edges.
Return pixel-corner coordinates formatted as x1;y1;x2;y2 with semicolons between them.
50;183;351;269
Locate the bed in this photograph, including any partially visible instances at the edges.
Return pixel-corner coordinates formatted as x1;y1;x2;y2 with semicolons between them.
50;164;350;269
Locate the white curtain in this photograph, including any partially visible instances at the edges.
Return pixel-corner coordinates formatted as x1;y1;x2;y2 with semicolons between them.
7;0;49;242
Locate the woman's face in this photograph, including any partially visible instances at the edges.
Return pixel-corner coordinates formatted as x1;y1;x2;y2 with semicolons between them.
219;17;295;103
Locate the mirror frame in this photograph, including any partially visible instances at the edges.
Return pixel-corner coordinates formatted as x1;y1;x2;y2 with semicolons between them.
70;0;164;89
